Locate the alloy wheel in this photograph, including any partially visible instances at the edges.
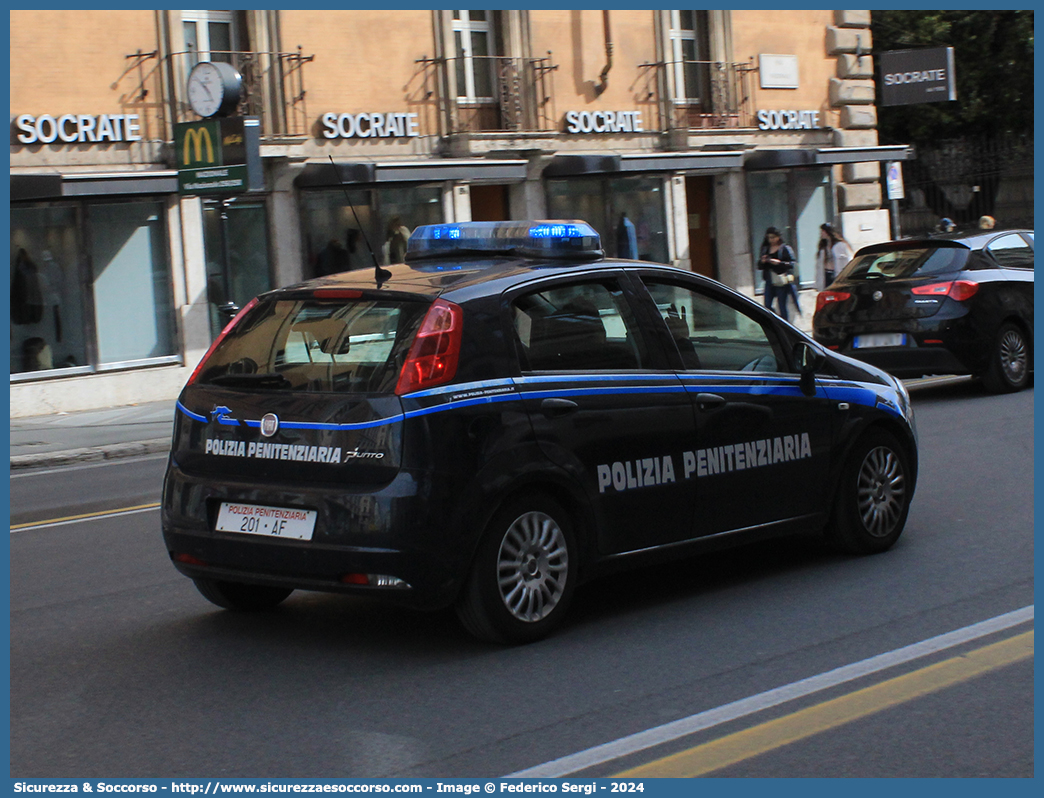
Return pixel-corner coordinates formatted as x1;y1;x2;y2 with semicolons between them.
856;446;907;538
999;329;1028;385
497;511;569;622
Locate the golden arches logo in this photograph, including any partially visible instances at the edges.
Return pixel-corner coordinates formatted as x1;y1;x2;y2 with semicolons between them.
183;126;215;165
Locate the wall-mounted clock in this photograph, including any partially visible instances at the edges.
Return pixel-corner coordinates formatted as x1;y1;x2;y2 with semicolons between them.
186;60;243;118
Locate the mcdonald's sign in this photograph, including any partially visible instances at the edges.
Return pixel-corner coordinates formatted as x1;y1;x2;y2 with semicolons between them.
175;117;258;195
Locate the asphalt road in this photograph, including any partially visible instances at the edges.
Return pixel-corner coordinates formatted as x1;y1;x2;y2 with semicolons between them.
9;380;1033;778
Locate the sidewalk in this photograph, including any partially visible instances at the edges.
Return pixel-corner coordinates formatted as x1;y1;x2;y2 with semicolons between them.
10;399;175;470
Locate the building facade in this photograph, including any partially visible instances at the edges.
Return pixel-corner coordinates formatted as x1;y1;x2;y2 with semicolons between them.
10;9;911;416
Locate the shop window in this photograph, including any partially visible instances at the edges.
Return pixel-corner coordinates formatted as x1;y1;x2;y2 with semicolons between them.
11;200;177;378
747;169;833;290
202;199;272;339
90;202;177;365
452;11;496;103
546;176;669;264
299;184;444;280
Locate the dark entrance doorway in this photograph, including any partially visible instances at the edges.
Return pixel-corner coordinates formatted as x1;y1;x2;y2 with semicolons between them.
469;184;510;221
686;176;715;278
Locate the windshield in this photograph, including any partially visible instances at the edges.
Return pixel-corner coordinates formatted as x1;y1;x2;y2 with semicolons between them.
196;298;428;392
839;246;969;281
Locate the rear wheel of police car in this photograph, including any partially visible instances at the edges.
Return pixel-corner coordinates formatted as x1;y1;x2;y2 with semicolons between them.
828;428;911;555
982;321;1031;393
193;578;293;611
456;494;578;644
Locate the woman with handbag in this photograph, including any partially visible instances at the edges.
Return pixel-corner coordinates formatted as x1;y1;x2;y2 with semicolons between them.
757;227;798;321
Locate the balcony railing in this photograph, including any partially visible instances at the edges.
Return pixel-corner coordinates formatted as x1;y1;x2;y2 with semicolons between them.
643;59;758;130
169;49;315;138
417;54;559;134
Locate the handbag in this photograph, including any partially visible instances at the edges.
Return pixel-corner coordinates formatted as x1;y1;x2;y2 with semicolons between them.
770;271;789;287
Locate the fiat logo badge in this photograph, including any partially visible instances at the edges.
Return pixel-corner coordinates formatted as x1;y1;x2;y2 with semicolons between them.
260;413;280;437
872;290;883;302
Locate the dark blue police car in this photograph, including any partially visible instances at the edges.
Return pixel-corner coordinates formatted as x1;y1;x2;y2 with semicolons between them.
162;221;918;643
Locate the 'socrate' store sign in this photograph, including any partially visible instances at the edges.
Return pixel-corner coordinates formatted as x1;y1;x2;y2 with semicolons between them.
13;113;144;143
565;110;644;134
320;112;419;139
756;109;821;131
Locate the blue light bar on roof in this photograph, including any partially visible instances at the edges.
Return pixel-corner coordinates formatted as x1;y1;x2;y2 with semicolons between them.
405;220;603;261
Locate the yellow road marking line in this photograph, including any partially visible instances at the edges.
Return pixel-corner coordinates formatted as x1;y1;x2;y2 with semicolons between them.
10;502;162;530
616;630;1034;778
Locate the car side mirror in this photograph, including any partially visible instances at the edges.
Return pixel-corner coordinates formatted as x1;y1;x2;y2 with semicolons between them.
793;341;824;395
793;340;824;374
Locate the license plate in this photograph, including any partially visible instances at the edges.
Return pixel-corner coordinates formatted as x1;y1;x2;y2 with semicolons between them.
853;333;907;349
216;503;317;540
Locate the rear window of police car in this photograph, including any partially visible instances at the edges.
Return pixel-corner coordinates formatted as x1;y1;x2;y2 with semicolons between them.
196;298;427;393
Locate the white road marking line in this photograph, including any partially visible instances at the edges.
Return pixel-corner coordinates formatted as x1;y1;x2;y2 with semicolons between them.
505;605;1034;777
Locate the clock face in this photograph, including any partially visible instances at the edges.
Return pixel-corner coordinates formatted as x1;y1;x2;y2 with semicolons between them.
187;61;241;118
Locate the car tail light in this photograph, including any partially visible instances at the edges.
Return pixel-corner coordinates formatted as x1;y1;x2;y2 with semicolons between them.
186;297;259;385
172;552;208;566
395;299;463;395
816;290;852;313
340;573;409;588
912;280;980;302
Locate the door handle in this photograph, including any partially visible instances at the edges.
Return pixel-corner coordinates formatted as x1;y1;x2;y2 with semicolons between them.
540;397;579;418
695;392;726;411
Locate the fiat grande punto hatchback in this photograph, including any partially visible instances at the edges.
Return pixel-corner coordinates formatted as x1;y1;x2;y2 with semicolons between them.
162;220;918;643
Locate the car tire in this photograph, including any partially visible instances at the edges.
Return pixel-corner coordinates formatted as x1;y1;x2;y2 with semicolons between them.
982;322;1031;393
828;428;912;555
193;578;293;611
456;494;577;644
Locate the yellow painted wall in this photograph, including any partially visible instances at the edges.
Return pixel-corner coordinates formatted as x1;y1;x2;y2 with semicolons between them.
530;10;659;123
280;10;438;128
11;11;161;120
731;10;838;124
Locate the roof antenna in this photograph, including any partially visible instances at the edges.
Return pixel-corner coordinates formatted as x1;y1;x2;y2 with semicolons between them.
327;155;392;288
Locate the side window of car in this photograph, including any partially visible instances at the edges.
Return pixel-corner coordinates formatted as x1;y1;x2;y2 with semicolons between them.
512;280;647;371
643;280;784;372
986;234;1034;269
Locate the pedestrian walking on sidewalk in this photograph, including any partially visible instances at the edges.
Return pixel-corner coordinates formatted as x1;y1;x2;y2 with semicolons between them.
758;227;798;322
816;223;853;288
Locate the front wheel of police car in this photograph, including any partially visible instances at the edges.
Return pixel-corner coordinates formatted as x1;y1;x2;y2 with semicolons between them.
829;428;912;555
456;494;578;644
193;578;294;611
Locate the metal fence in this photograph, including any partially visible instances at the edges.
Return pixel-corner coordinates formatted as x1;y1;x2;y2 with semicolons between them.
168;49;315;138
417;54;559;134
897;134;1034;236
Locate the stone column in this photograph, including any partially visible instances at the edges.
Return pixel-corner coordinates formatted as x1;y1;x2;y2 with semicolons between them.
827;10;890;246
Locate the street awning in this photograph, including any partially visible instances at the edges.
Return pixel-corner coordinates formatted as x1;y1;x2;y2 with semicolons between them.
543;150;743;177
11;170;178;200
745;145;914;170
295;159;528;187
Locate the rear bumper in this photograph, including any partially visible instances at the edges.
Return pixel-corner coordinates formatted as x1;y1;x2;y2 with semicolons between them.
835;345;971;378
813;311;990;378
161;463;465;610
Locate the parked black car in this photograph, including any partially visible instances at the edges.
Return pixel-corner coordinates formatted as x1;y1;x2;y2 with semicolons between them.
163;220;918;644
812;230;1034;392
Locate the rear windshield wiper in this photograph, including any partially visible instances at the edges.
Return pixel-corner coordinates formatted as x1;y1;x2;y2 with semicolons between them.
209;373;293;389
